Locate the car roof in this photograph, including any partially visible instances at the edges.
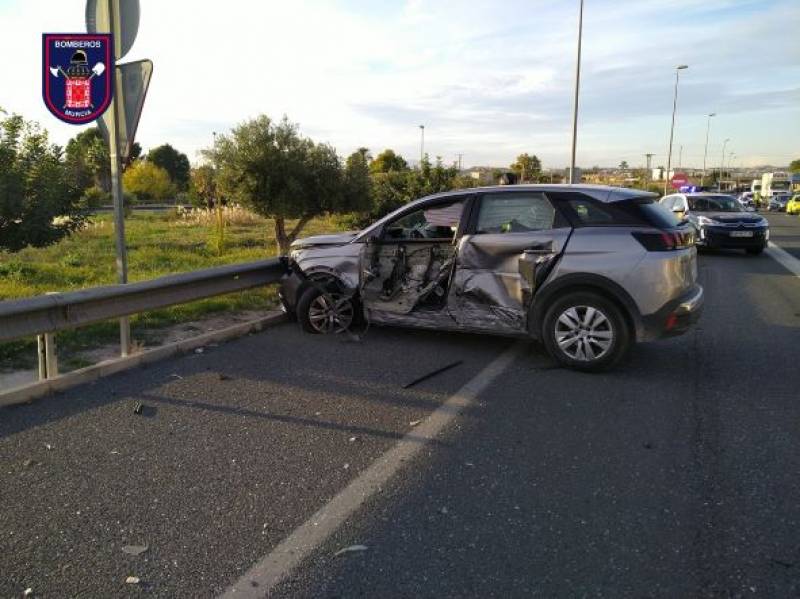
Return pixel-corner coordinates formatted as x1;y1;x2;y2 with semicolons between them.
418;184;656;204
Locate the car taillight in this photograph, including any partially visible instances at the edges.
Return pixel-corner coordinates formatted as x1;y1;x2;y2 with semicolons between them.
632;230;694;251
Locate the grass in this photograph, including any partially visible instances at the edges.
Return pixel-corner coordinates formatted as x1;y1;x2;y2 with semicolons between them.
0;209;346;372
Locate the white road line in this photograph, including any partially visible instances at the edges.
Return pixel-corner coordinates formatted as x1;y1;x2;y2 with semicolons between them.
767;241;800;278
219;342;525;598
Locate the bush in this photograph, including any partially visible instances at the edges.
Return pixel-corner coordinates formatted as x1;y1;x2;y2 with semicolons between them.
80;185;110;209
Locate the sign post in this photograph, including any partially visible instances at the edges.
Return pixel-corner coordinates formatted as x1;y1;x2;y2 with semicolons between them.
670;172;689;190
86;0;149;357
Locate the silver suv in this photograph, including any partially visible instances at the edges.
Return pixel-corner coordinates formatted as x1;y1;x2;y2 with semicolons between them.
280;185;703;371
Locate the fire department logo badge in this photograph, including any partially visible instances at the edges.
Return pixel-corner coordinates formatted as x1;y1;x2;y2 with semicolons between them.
42;34;113;124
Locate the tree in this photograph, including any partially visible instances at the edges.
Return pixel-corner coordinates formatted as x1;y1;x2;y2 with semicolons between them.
343;148;373;214
0;111;85;252
370;148;409;174
122;160;176;203
147;143;190;191
65;127;110;193
510;153;541;182
189;165;217;208
208;115;361;254
619;160;629;170
789;159;800;173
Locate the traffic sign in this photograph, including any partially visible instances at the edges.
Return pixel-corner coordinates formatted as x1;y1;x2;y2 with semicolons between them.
670;172;689;189
86;0;140;60
97;60;152;160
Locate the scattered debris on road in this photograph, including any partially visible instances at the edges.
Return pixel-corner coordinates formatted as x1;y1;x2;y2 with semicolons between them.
333;544;368;558
194;348;204;354
121;545;148;556
133;402;143;415
22;459;39;468
23;588;33;597
125;576;140;584
44;443;53;451
409;419;421;427
348;436;358;443
402;360;463;389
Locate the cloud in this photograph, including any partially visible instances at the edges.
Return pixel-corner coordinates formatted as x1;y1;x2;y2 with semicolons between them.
2;0;798;168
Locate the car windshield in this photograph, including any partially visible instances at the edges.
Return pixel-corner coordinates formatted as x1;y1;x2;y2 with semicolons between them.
688;195;742;212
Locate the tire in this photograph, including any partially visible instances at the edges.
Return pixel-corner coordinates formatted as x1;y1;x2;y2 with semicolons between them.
746;246;764;255
541;291;631;372
296;282;359;334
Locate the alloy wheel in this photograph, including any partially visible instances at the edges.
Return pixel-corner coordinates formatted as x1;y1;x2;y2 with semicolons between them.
307;292;355;334
554;305;614;362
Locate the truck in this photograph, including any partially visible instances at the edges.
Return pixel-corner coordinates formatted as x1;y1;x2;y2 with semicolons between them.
761;172;791;198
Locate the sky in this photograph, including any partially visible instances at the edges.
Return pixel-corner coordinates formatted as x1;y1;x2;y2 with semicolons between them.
1;0;799;170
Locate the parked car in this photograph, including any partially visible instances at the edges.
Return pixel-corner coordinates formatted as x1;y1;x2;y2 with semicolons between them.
786;194;800;215
280;185;704;371
660;192;769;255
736;192;755;209
769;193;792;212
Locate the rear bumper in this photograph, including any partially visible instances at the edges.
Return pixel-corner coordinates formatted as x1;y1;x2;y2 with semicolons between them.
641;284;704;340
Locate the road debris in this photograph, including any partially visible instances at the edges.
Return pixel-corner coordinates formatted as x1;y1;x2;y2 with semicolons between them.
333;544;368;558
402;360;463;389
409;419;422;427
125;576;140;584
133;402;143;415
23;588;33;597
218;373;232;381
194;348;204;354
22;459;39;468
348;436;357;443
439;506;449;515
122;544;149;556
169;373;184;380
44;443;53;451
343;463;350;470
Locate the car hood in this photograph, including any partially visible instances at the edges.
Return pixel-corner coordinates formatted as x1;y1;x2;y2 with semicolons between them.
694;212;765;224
291;232;358;249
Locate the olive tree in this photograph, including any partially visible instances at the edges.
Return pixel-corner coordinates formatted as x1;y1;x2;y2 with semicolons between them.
207;115;367;254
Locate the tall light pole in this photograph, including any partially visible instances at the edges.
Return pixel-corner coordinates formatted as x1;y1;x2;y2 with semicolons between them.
719;137;730;190
701;112;715;186
664;64;689;195
568;0;584;185
419;124;425;166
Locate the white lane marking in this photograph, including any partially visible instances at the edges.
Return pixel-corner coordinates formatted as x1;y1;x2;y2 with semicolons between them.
767;242;800;278
219;342;525;598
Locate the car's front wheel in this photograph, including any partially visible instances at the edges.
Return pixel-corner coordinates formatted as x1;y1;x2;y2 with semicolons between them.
541;292;630;372
297;283;358;334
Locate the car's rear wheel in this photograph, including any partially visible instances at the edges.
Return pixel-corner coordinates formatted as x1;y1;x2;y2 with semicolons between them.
541;292;630;372
297;283;358;334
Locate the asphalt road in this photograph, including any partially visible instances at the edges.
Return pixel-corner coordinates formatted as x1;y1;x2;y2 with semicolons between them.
765;212;800;260
2;217;799;598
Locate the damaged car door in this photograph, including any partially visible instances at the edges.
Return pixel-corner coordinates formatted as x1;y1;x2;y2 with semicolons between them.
360;197;468;329
453;191;571;334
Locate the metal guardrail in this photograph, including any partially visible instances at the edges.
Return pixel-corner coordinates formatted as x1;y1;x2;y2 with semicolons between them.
0;258;286;381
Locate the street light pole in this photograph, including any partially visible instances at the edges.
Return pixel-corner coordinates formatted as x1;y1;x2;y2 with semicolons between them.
568;0;584;185
664;64;688;195
419;124;425;166
719;137;730;191
701;112;715;186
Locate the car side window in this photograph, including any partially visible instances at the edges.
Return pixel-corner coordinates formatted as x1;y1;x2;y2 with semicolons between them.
475;193;555;234
384;200;465;241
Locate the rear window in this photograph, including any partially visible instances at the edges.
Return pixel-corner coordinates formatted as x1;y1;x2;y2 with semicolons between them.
619;199;681;228
560;194;679;228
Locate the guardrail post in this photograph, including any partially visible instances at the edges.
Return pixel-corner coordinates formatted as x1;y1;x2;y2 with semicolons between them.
36;333;58;380
120;316;131;357
44;332;58;378
37;335;47;381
